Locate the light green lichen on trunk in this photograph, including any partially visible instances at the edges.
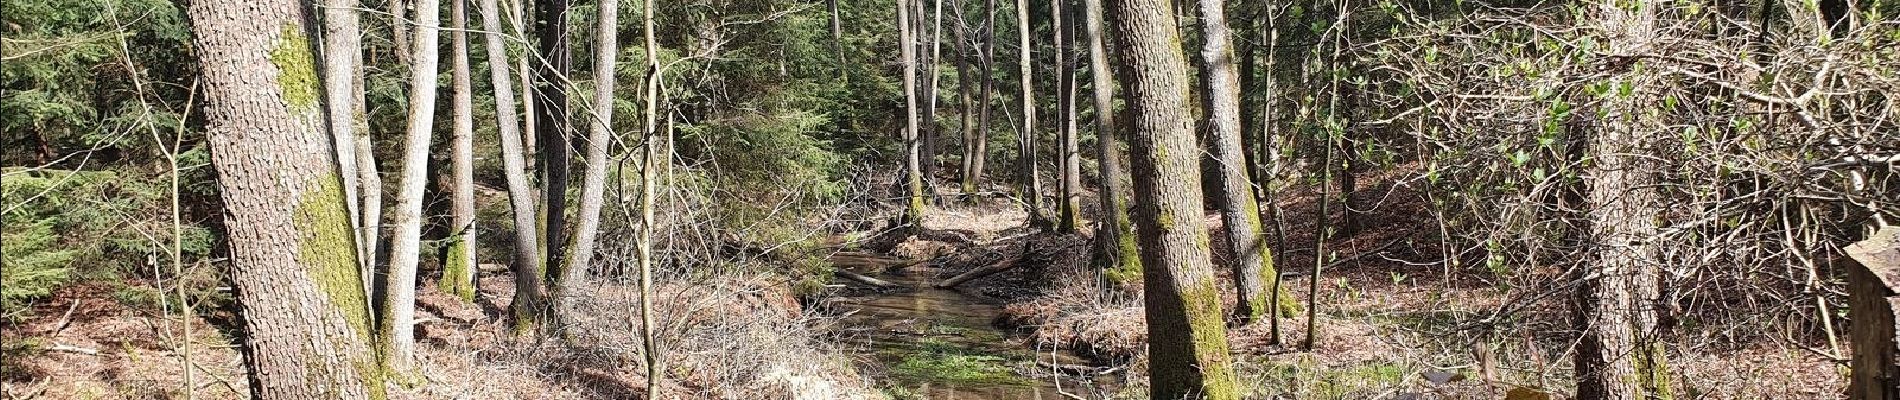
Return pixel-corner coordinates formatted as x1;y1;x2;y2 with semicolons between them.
294;173;387;400
269;24;320;112
1179;281;1240;400
1635;341;1675;400
1105;214;1143;285
440;238;475;301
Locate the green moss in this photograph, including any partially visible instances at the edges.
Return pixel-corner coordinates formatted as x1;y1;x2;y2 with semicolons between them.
268;24;319;113
1180;282;1240;399
439;238;475;302
293;173;385;399
1635;341;1675;399
891;338;1029;386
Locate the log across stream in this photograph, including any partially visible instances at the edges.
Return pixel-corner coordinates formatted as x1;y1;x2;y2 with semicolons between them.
826;251;1120;399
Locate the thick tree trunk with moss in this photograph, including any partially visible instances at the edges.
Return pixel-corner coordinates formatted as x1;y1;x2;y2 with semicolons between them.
1574;2;1673;399
188;1;383;397
381;0;442;368
562;0;620;299
900;0;927;226
1193;0;1290;324
1107;0;1240;396
1082;0;1140;286
476;0;548;333
1055;0;1084;234
442;0;479;302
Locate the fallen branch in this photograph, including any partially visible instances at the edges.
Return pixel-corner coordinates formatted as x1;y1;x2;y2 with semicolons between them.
933;250;1024;288
833;269;898;287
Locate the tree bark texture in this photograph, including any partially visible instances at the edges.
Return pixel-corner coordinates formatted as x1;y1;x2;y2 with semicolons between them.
1574;2;1673;399
319;0;369;284
1015;0;1049;227
477;0;548;334
1056;0;1084;234
1106;0;1240;396
564;0;621;298
901;0;928;225
535;0;574;297
188;0;383;396
1194;0;1288;324
443;0;480;302
963;0;998;196
380;0;443;368
1083;0;1141;286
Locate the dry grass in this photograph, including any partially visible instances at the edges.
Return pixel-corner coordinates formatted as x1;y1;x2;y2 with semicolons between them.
2;272;879;400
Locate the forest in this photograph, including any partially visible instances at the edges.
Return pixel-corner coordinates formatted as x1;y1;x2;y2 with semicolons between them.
1;0;1897;398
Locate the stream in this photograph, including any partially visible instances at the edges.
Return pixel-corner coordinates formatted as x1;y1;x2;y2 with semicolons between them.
827;251;1119;399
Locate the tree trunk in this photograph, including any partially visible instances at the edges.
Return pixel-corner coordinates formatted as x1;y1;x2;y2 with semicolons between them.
1574;2;1673;399
390;0;411;66
1083;0;1140;286
1015;0;1049;228
953;0;974;198
381;0;443;368
320;0;369;285
319;0;378;297
1106;0;1240;396
637;0;664;393
1846;227;1900;400
1194;0;1287;324
901;0;928;226
535;0;574;306
442;0;479;302
563;0;620;299
828;0;845;65
964;0;997;196
922;0;945;186
1055;0;1084;234
477;0;548;333
187;0;383;396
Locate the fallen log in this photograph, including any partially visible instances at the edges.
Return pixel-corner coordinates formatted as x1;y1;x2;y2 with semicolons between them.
833;269;898;287
933;255;1021;288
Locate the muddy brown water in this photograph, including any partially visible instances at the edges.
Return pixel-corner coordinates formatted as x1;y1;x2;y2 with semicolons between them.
828;252;1121;399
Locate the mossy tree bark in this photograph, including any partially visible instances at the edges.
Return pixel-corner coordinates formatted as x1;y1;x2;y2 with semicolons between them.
563;0;621;296
1574;1;1673;399
1083;0;1141;286
1193;0;1292;324
319;0;369;288
442;0;479;302
188;0;384;397
1055;0;1084;234
381;0;443;368
476;0;549;334
900;0;928;226
1106;0;1241;396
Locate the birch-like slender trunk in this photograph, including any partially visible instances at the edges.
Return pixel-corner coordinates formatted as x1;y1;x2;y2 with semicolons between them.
637;0;664;393
1014;0;1048;228
477;0;547;333
1082;0;1139;286
1194;0;1290;324
900;0;927;226
564;0;621;296
963;0;997;196
1056;0;1083;233
442;0;479;302
380;0;442;368
320;0;368;283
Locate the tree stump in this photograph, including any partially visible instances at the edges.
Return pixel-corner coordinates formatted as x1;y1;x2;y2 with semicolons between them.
1847;226;1900;400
